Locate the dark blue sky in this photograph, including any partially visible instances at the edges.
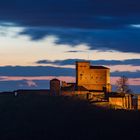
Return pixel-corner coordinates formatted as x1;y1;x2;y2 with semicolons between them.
0;0;140;52
0;0;140;27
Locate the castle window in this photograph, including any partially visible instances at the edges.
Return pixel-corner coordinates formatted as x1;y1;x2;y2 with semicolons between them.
99;77;102;80
80;73;83;80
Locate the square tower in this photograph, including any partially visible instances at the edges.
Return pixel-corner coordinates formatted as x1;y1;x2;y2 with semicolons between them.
76;61;111;92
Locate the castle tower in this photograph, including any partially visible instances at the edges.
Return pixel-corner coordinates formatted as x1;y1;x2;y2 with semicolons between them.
50;78;61;96
76;61;111;92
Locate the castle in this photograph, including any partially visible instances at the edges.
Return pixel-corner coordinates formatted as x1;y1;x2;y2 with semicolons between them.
14;60;139;110
76;61;111;92
50;61;140;110
50;61;111;96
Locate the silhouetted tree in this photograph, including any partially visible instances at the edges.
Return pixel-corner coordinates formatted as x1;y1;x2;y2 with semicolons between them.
115;76;132;93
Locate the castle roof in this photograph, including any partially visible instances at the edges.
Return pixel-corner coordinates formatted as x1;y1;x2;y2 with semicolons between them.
90;66;109;69
50;78;60;81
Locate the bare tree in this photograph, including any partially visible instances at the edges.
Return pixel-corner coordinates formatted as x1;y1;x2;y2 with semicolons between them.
115;76;132;94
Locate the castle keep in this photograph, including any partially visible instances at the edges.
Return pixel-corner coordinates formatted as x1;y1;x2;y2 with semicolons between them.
76;61;111;92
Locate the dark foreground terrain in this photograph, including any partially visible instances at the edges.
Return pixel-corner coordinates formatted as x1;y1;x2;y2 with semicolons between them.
0;93;140;140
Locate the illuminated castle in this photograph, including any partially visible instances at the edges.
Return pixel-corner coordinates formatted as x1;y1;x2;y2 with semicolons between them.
76;61;111;92
57;61;112;94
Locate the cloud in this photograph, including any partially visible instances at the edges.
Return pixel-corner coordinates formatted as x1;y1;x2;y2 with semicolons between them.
1;75;140;86
0;0;140;29
0;23;24;37
0;76;139;93
19;26;140;53
0;65;139;80
0;76;75;92
111;71;140;78
0;0;137;53
130;24;140;28
36;59;84;66
0;76;75;83
109;65;140;72
64;50;85;53
0;80;50;92
35;59;140;74
1;24;140;61
26;80;37;87
0;0;140;53
36;58;140;66
19;80;37;88
0;66;75;76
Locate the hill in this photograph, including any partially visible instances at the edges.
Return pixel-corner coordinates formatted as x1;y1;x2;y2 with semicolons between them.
0;93;140;140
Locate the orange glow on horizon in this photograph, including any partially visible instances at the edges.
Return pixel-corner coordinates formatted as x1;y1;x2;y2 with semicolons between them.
0;76;140;86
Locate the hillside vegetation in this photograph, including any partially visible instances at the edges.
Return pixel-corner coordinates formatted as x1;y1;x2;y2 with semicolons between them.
0;93;140;140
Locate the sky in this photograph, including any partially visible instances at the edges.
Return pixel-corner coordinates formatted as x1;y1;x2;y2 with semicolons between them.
0;0;140;93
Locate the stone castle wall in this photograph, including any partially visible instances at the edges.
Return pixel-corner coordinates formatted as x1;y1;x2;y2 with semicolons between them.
109;94;132;109
50;79;61;96
76;61;111;92
137;95;140;110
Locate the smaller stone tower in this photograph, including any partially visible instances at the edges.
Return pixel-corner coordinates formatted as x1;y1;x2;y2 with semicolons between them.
50;79;60;96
